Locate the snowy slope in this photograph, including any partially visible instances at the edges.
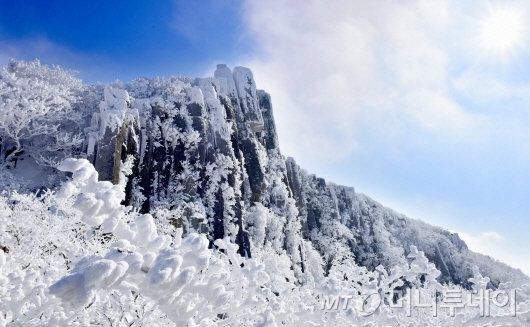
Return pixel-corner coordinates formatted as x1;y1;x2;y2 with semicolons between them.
2;60;530;326
79;64;529;288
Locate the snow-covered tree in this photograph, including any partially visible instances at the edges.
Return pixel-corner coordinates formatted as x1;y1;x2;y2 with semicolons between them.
2;59;530;326
0;59;84;168
2;158;530;326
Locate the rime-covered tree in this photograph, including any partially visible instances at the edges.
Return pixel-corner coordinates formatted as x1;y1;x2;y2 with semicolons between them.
0;59;84;168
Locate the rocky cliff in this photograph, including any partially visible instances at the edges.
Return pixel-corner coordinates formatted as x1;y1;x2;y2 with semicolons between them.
83;65;529;288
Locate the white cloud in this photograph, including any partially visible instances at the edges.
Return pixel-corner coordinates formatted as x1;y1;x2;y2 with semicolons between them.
240;0;490;163
0;53;10;67
239;0;530;162
455;231;530;276
238;0;530;276
404;88;484;137
452;70;530;105
457;231;504;258
456;230;530;276
0;36;122;84
0;37;69;65
0;39;20;66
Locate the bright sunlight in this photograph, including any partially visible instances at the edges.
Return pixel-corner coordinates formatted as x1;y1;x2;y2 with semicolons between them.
479;7;526;56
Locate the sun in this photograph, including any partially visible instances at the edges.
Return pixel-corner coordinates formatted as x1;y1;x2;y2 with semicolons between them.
478;6;528;58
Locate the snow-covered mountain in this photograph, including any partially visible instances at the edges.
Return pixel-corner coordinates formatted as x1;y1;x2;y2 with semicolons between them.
80;64;529;288
2;60;529;326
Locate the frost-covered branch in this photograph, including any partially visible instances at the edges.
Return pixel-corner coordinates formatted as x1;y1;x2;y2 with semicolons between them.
0;60;84;168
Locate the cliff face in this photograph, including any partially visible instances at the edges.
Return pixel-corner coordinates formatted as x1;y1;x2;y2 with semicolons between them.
84;65;527;287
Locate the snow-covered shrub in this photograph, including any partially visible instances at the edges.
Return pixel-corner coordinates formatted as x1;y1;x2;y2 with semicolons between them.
0;60;84;168
2;158;530;326
48;158;276;325
0;162;156;324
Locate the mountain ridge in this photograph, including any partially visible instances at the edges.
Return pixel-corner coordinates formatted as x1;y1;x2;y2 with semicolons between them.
7;61;529;288
0;61;530;288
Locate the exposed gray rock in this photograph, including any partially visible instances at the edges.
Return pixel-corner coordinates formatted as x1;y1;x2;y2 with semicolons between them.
84;65;529;289
90;86;140;183
257;90;279;150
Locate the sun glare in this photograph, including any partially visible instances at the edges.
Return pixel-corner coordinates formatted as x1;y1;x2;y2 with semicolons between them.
479;7;527;56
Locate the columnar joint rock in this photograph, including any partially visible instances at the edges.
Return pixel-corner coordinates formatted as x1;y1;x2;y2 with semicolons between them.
81;66;508;286
87;86;140;184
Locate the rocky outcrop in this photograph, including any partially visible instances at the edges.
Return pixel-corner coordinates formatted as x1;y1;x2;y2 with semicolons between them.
84;65;527;288
86;87;141;184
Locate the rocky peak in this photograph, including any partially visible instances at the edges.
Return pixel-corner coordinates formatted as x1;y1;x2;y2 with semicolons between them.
83;65;527;287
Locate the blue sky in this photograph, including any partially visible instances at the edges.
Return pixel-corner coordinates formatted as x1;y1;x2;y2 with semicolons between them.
1;0;530;275
0;0;249;83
